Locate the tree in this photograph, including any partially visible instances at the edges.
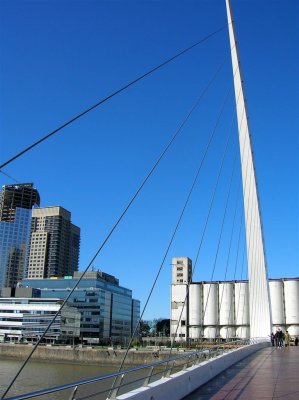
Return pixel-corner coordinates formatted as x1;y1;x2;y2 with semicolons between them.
155;319;170;336
139;320;151;337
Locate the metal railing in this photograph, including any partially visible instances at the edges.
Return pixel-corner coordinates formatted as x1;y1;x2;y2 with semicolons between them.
2;338;265;400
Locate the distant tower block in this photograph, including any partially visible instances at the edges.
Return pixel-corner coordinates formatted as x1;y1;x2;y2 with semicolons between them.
170;257;192;341
226;0;272;337
27;206;80;279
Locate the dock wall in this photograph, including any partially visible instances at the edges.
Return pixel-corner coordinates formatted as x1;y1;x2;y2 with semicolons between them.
0;344;171;366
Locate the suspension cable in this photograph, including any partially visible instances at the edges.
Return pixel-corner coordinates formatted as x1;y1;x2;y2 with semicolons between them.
1;55;228;400
199;119;236;339
170;104;234;352
0;170;19;183
217;147;239;327
106;58;230;395
218;99;246;339
168;68;239;355
238;241;248;328
0;25;227;171
219;89;249;342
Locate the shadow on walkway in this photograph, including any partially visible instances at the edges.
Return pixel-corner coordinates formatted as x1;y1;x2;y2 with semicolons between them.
184;346;299;399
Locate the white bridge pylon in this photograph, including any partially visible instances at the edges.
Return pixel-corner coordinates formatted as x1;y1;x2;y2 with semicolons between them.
226;0;272;338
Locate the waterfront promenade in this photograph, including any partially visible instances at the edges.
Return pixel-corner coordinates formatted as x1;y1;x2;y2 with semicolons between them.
184;346;299;399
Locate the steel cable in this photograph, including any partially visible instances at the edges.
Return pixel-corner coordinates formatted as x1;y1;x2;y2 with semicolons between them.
106;58;230;396
0;25;227;171
1;55;228;400
168;67;239;355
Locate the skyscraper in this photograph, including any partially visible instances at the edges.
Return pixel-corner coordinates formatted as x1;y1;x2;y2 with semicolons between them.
0;183;40;222
27;206;80;279
0;183;40;288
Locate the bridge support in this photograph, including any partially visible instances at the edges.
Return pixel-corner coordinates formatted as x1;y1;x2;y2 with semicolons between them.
226;0;272;338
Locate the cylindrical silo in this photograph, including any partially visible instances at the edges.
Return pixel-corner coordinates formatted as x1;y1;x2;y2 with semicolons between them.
284;280;299;325
286;325;299;336
189;284;202;339
269;280;285;326
220;327;236;339
235;282;249;326
236;326;250;338
219;283;234;325
204;326;217;339
203;283;218;326
189;327;203;339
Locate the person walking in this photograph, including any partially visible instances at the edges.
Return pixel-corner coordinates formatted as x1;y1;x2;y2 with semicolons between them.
270;332;275;347
284;331;290;348
277;329;283;349
295;337;298;346
274;330;279;348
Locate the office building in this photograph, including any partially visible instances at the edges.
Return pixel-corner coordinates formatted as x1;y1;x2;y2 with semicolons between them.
0;183;40;288
0;291;80;343
22;270;140;344
171;257;299;341
27;206;80;279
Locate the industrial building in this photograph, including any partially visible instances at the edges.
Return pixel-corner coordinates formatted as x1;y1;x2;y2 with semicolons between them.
171;257;299;341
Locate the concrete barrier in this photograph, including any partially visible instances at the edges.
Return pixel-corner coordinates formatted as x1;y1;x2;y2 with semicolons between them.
117;342;269;400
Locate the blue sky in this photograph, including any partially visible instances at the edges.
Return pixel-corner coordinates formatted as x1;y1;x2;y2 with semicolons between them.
1;0;298;320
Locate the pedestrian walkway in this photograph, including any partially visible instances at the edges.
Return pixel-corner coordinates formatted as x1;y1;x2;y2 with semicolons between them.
184;346;299;399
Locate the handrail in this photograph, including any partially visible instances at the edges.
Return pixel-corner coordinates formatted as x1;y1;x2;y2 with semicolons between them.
3;338;267;400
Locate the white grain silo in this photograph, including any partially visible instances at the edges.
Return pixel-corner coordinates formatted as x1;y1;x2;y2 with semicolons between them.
236;326;250;338
220;326;236;339
219;282;234;325
204;326;217;339
269;280;285;327
284;279;299;336
203;283;218;326
203;283;218;338
189;284;203;339
234;282;249;327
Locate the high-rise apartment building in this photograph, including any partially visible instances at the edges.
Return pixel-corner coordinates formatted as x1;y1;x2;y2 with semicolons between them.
0;183;40;288
27;206;80;279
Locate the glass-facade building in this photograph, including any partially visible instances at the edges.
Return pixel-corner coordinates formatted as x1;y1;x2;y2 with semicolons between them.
22;271;140;344
0;208;32;288
0;183;40;288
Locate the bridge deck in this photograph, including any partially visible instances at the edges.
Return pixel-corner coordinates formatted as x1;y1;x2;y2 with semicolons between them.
184;346;299;399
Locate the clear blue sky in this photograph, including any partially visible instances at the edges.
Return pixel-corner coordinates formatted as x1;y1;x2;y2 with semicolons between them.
1;0;298;320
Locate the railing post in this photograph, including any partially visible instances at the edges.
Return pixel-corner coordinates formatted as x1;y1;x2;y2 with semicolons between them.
165;360;176;377
143;366;154;387
182;355;191;370
107;373;125;400
68;385;78;400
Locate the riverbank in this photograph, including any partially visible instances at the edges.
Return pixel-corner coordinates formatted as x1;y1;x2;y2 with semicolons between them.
0;343;176;366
